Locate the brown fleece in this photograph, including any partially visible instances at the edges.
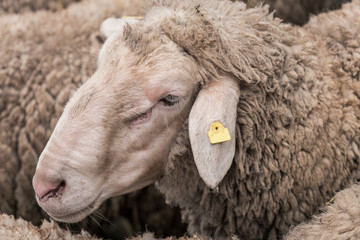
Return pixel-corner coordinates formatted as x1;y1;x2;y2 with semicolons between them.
284;183;360;240
135;0;360;239
0;213;100;240
0;0;347;24
241;0;350;25
0;0;81;14
0;0;146;232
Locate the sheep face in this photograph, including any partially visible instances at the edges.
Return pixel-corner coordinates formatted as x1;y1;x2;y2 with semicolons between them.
32;28;200;223
33;13;240;223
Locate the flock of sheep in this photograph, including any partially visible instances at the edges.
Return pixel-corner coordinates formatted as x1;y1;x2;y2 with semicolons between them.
1;0;360;239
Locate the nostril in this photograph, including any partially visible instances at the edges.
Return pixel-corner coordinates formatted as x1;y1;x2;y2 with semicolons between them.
35;180;66;202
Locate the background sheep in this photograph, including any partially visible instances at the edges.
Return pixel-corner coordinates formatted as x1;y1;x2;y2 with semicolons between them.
0;0;115;223
0;213;100;240
0;0;186;238
242;0;350;25
131;182;360;240
6;190;360;240
0;213;217;240
0;0;81;14
0;0;348;24
128;233;235;240
31;0;360;240
284;183;360;240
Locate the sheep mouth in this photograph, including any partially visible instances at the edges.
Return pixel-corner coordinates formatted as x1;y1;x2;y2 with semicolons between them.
49;192;102;223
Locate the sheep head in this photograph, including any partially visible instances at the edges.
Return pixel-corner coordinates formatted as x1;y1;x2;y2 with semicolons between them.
32;1;267;223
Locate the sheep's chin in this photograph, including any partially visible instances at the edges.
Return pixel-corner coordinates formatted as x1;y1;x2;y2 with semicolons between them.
47;192;103;223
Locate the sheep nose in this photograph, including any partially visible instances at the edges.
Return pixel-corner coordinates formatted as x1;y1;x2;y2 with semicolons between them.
33;176;65;202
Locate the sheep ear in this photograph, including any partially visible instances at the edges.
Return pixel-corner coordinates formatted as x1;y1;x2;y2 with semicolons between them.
189;77;240;189
100;17;142;38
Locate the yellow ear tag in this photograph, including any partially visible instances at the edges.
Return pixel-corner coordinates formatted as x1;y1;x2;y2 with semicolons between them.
208;121;231;144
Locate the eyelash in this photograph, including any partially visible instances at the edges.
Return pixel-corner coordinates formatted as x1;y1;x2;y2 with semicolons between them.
159;94;181;107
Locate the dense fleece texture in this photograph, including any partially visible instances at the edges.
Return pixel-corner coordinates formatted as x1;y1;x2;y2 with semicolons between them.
0;0;81;14
284;183;360;240
128;184;360;240
136;0;360;239
0;0;189;238
127;233;219;240
0;215;215;240
242;0;350;25
0;0;187;239
0;0;348;23
0;213;100;240
0;0;137;223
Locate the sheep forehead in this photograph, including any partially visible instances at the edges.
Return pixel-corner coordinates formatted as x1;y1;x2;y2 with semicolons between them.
75;20;200;124
101;24;194;80
98;34;131;71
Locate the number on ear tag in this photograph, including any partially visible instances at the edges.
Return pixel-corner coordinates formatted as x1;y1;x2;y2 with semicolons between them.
208;121;231;144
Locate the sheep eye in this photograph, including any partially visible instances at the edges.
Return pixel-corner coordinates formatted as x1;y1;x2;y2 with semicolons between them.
159;94;180;107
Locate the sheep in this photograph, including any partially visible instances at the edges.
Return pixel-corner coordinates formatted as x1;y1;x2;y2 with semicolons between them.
0;213;100;240
0;0;190;238
0;213;213;240
127;233;240;240
127;233;213;240
0;0;128;223
31;0;360;239
0;0;347;25
138;183;360;240
7;192;360;240
0;0;186;238
241;0;350;25
0;0;347;24
116;184;360;240
0;2;350;236
284;183;360;240
0;0;81;14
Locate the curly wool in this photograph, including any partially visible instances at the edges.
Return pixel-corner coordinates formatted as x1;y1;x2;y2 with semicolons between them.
1;0;345;25
127;233;221;240
0;0;148;233
284;184;360;240
0;213;100;240
144;0;360;239
242;0;350;25
0;0;81;14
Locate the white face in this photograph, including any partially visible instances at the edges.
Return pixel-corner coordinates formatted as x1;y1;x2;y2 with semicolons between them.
32;29;200;223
